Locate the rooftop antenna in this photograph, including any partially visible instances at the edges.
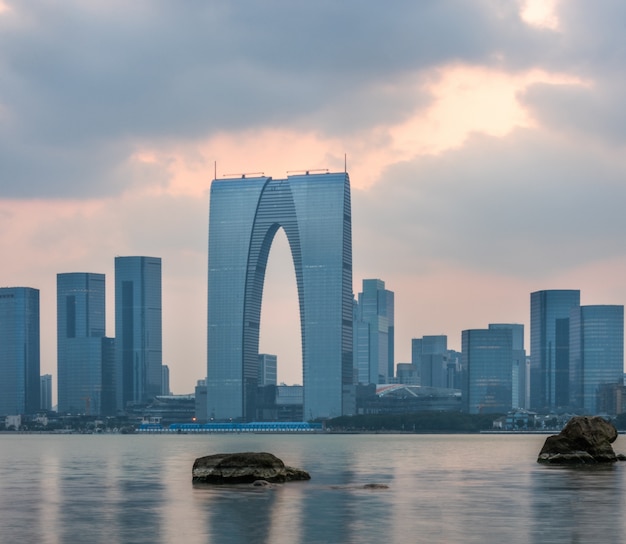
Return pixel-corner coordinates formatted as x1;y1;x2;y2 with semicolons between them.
214;161;217;180
222;172;265;179
344;153;347;173
286;168;329;176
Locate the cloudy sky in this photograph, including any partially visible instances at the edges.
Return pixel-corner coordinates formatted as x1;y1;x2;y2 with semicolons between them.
2;0;626;397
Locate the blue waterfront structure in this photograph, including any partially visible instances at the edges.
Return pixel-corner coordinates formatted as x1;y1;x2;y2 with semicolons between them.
0;287;40;415
115;256;162;409
462;328;513;414
569;305;624;414
139;421;323;433
530;289;580;411
207;171;353;421
57;273;115;415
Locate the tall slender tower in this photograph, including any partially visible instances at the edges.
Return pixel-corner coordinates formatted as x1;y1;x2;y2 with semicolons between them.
115;256;162;409
530;290;580;411
354;279;394;385
0;287;40;415
57;273;111;415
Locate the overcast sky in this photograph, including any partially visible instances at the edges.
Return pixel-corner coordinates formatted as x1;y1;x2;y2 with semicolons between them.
2;0;626;397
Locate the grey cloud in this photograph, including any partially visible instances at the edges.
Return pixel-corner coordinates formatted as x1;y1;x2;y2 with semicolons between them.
353;128;626;279
0;0;551;198
521;79;626;146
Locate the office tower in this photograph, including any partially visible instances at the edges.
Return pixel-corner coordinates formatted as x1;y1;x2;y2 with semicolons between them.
115;256;162;409
0;287;40;415
354;279;394;385
162;365;171;396
412;335;448;388
258;354;278;386
489;324;527;409
40;374;52;411
462;328;513;414
530;289;580;411
569;305;624;414
57;273;110;415
208;172;353;421
396;362;419;385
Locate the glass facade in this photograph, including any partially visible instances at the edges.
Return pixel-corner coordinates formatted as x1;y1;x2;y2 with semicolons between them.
489;323;526;409
530;290;580;411
207;172;353;421
115;257;162;408
0;287;40;415
412;335;448;388
569;305;624;414
57;273;108;415
462;328;513;414
353;279;394;384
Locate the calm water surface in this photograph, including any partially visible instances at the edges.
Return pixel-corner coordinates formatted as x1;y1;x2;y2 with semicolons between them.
0;433;625;543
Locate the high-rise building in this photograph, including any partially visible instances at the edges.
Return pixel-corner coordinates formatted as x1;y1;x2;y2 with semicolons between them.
530;289;580;411
207;172;353;421
462;328;513;414
489;324;527;409
354;279;394;385
57;273;114;415
115;256;162;409
258;354;278;386
412;335;448;388
40;374;52;411
569;305;624;414
0;287;40;415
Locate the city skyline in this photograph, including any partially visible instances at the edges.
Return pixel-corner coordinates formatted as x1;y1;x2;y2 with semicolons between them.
3;2;626;397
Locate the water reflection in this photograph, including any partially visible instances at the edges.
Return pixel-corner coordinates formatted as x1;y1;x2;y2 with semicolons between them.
196;485;277;544
2;434;626;544
531;465;625;543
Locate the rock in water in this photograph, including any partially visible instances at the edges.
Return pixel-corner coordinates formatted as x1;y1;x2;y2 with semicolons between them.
192;452;311;484
537;416;619;464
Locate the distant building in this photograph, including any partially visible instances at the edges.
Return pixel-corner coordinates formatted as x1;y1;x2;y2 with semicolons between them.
207;172;353;421
194;379;207;423
115;256;162;409
395;362;419;385
412;335;448;388
597;383;626;416
489;324;527;409
162;365;171;396
57;273;115;416
40;374;52;412
0;287;40;416
569;305;624;414
354;279;394;384
357;384;462;414
530;289;580;411
462;328;513;414
258;354;277;386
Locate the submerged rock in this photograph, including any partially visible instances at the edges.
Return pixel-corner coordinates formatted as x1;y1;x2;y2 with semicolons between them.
537;416;619;464
192;452;311;484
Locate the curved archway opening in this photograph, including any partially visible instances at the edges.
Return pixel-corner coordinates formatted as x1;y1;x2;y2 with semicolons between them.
259;227;302;386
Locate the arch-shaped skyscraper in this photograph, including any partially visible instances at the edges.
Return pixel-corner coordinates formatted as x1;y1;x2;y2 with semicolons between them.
207;171;353;421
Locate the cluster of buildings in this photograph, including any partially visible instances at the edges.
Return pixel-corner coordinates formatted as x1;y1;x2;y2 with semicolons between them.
351;283;624;417
1;171;624;426
0;256;167;419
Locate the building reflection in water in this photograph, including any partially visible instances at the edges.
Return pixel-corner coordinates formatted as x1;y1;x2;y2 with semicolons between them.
530;465;624;543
